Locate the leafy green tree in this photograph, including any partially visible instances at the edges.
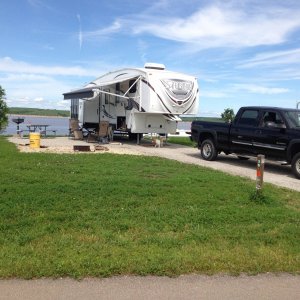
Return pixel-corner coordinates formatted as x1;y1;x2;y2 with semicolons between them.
221;108;235;123
0;86;9;132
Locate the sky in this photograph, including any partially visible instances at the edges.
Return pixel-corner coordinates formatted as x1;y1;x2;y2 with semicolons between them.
1;0;300;117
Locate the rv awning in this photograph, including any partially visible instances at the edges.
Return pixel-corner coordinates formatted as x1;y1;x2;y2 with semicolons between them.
63;73;143;100
63;87;95;100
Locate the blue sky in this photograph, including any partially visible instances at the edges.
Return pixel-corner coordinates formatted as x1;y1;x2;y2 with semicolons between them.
1;0;300;116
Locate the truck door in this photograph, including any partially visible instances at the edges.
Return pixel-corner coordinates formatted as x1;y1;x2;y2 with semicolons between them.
230;109;259;154
252;110;288;159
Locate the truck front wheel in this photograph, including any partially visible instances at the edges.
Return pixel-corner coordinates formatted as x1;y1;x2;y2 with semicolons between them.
292;153;300;179
201;139;218;161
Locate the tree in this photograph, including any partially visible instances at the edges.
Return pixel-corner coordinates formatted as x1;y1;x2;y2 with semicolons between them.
0;85;9;132
221;108;235;123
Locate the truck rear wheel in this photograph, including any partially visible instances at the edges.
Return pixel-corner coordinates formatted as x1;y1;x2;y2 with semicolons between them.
201;139;218;161
292;153;300;179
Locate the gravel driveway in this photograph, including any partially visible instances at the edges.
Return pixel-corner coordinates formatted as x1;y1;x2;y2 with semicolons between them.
9;136;300;192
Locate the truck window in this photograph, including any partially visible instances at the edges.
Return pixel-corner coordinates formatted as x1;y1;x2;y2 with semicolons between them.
238;110;259;126
262;111;286;128
283;111;300;128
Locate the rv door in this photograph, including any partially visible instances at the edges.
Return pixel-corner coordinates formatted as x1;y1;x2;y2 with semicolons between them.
82;98;100;124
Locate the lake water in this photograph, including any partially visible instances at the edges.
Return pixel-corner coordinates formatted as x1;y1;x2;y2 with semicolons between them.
1;115;191;135
2;115;70;136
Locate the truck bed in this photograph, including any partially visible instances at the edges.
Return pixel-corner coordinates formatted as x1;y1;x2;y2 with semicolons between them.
191;120;230;148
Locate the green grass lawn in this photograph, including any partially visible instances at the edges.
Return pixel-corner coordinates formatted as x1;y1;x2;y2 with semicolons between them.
167;136;196;147
0;136;299;278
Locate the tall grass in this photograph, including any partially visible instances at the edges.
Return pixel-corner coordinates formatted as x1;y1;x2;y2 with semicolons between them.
0;136;299;278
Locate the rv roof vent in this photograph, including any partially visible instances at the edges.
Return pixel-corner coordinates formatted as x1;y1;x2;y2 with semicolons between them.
144;63;165;70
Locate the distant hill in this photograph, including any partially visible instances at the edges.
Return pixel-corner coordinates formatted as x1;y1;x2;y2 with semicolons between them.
181;116;223;122
9;107;69;117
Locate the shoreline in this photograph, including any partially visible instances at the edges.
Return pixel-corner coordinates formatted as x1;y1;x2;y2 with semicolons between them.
9;114;69;119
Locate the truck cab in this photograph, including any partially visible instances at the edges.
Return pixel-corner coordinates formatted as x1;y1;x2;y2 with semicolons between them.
191;106;300;179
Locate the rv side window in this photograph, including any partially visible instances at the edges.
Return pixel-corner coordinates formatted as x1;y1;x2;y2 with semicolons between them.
129;79;137;93
115;84;120;103
238;110;259;127
105;89;109;104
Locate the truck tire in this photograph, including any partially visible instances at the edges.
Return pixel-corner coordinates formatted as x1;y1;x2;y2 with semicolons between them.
292;153;300;179
201;139;218;161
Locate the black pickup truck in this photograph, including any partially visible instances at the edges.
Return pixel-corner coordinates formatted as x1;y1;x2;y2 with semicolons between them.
191;106;300;179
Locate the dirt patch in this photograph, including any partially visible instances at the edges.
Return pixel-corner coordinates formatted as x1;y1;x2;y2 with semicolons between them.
8;136;144;156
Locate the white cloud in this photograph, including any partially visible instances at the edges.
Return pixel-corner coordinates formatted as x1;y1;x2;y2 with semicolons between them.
0;73;53;82
27;0;55;11
0;57;100;77
201;91;228;98
77;14;83;51
90;3;300;50
1;70;76;109
6;79;72;99
233;84;289;95
0;57;126;109
83;21;121;39
27;0;44;7
137;40;148;63
34;97;44;102
238;48;300;68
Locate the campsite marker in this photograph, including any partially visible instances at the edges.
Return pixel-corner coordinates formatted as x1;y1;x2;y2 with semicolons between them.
256;154;265;190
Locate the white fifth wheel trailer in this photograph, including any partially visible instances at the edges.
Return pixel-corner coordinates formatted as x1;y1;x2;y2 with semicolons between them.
63;63;199;139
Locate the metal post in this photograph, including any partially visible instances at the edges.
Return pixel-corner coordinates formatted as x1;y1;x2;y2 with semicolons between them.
297;101;300;109
256;154;265;191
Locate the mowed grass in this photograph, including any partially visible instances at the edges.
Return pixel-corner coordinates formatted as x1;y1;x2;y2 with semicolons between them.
167;136;196;147
0;136;299;278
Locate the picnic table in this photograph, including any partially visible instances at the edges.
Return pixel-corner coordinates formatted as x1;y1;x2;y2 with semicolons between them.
26;124;50;136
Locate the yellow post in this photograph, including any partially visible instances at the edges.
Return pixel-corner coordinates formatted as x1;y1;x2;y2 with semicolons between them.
29;132;41;149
